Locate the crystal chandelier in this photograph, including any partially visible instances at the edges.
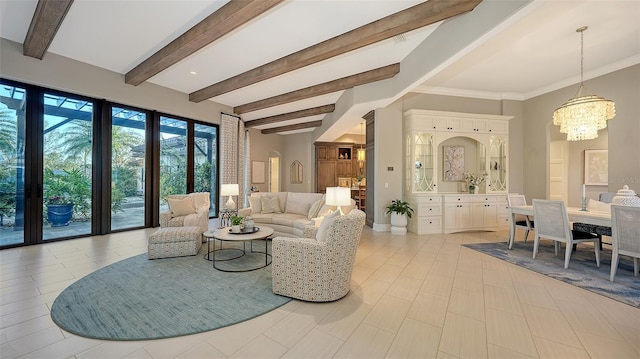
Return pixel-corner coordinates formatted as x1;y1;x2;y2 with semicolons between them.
552;26;615;141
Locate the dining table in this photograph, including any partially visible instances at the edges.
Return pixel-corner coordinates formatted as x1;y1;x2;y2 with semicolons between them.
508;205;612;249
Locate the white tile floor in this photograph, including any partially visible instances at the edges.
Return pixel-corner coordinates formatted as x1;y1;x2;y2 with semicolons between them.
1;225;639;359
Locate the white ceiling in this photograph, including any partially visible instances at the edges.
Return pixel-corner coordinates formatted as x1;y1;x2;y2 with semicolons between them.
1;0;638;137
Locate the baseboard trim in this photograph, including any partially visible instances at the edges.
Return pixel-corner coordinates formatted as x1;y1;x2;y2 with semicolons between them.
372;223;390;232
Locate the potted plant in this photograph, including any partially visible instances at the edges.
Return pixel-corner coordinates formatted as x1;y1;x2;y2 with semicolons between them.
385;199;414;235
230;215;244;233
43;168;91;226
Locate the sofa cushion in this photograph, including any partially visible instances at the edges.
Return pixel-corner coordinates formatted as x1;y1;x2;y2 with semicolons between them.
251;213;273;224
307;198;324;220
293;218;311;231
272;213;306;227
168;197;195;217
316;210;340;242
286;192;322;216
248;195;263;213
261;196;282;214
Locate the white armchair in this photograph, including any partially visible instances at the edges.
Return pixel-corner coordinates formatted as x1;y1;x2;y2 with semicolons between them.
159;192;210;234
271;209;366;302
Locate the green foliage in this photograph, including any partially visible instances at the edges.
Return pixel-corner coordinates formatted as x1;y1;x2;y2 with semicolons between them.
44;168;91;219
231;215;244;226
385;199;414;219
194;161;212;193
113;165;138;196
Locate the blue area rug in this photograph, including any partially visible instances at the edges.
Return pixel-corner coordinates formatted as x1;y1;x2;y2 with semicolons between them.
464;241;640;308
50;241;290;340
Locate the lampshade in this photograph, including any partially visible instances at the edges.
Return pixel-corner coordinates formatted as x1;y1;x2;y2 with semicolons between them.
221;184;239;196
552;26;615;141
326;187;351;215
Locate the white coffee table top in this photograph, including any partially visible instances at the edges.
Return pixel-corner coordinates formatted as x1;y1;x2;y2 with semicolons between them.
205;226;274;242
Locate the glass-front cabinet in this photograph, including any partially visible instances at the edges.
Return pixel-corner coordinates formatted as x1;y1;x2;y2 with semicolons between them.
403;109;512;235
488;135;508;192
406;131;435;193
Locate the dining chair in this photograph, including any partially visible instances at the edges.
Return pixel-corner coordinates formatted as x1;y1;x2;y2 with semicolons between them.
532;199;600;269
508;194;534;243
610;205;640;281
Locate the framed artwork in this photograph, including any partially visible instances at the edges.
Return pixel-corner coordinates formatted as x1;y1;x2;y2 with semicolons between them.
338;177;351;188
290;160;303;184
584;150;608;185
443;145;465;181
252;161;265;184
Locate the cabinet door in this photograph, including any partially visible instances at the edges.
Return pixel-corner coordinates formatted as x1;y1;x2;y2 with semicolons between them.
487;120;508;134
317;161;336;191
484;203;498;227
462;119;487;133
444;203;460;229
488;136;508;192
472;203;486;227
458;204;472;229
337;160;352;177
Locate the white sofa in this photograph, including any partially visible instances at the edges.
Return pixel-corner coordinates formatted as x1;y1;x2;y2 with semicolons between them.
238;191;355;238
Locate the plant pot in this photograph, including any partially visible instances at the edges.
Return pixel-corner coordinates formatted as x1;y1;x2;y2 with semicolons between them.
231;225;241;233
47;203;74;227
469;185;479;194
390;212;407;235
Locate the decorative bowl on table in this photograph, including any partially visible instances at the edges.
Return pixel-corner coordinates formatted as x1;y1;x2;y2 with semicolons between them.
612;185;640;207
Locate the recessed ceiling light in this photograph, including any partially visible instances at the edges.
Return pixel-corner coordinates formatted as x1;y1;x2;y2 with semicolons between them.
190;71;197;75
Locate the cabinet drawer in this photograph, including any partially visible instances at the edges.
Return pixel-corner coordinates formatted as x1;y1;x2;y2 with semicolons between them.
473;196;497;203
444;196;473;203
417;216;441;231
418;203;441;215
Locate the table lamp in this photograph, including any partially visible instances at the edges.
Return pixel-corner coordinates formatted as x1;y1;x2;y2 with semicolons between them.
221;184;239;211
326;187;351;215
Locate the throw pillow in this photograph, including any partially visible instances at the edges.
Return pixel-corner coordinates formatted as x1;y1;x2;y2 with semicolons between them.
261;196;282;214
317;203;334;217
249;195;263;213
587;199;612;213
307;199;324;220
315;210;340;241
168;197;195;217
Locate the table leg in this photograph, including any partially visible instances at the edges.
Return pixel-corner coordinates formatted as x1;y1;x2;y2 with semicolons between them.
508;211;516;249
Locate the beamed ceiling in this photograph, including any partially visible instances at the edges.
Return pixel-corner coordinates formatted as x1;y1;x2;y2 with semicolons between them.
1;0;638;139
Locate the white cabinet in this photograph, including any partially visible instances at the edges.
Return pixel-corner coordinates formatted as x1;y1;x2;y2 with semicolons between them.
472;196;498;228
462;118;487;133
442;194;509;234
403;110;513;234
444;196;473;232
407;195;441;234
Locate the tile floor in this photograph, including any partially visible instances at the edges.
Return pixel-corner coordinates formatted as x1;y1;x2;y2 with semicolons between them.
1;225;639;359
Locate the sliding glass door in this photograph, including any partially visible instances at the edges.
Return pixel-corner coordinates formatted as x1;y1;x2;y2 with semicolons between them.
0;85;25;247
42;93;94;241
194;123;217;216
159;116;187;214
111;106;147;231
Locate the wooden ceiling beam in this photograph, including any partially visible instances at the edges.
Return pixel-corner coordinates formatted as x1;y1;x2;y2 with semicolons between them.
244;104;335;128
23;0;74;59
125;0;283;86
234;63;399;114
261;120;323;135
190;0;481;102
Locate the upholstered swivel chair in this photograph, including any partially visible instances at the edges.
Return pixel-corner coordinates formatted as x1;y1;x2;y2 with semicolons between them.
159;192;211;233
532;199;600;269
507;194;534;243
610;205;640;281
271;209;366;302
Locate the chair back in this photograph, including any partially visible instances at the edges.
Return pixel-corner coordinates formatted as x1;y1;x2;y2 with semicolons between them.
532;199;571;243
324;209;366;273
611;205;640;256
168;192;210;211
508;194;528;223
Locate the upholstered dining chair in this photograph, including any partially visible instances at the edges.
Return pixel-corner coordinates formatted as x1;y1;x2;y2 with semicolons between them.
271;209;366;302
508;194;534;243
532;199;600;269
610;205;640;282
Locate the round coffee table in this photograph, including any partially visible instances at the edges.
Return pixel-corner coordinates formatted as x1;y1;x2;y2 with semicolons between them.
204;226;274;272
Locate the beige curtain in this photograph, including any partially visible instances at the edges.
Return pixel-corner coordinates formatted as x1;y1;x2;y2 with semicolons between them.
220;113;248;209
